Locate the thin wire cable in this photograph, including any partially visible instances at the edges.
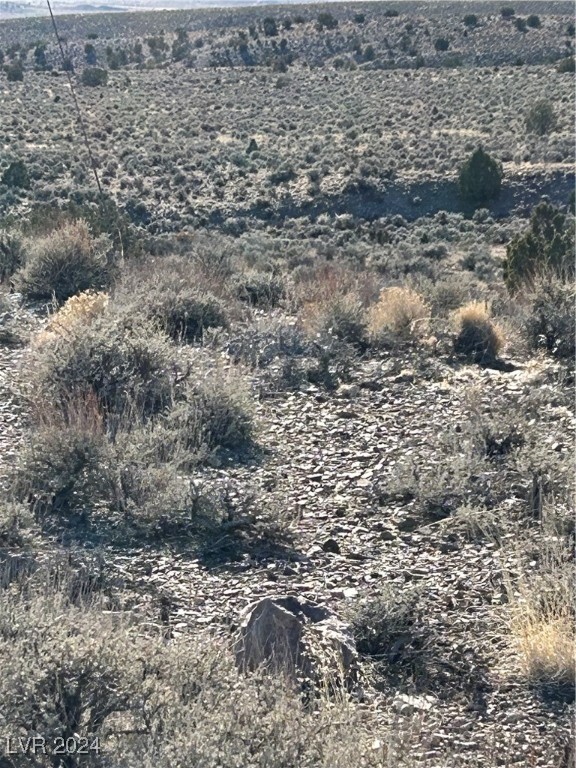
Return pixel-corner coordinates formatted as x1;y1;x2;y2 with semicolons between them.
47;0;103;195
46;0;125;260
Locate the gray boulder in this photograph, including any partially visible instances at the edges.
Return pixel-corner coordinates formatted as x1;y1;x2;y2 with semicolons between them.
233;595;358;687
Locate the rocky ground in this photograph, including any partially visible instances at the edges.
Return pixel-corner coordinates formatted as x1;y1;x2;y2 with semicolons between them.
0;292;573;767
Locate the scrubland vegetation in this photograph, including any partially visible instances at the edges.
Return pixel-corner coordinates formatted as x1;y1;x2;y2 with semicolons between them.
0;1;574;766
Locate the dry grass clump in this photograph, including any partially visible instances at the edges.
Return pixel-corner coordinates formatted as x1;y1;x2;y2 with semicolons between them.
451;301;503;363
14;220;114;302
367;286;430;343
506;535;574;691
34;290;109;347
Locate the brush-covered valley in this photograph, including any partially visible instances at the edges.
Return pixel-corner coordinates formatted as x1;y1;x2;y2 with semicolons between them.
0;2;574;766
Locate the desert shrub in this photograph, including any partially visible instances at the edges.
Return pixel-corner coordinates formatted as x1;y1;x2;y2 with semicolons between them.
434;37;450;51
20;197;140;261
0;501;37;547
234;270;285;308
525;100;557;136
303;292;368;350
2;160;29;189
0;229;24;281
426;275;475;316
14;391;225;534
523;277;575;360
526;14;541;28
15;396;116;519
262;17;278;36
84;42;97;64
500;6;515;18
304;332;358;391
363;44;376;61
117;258;230;342
227;316;309;365
347;586;431;687
15;220;113;302
556;56;575;73
15;398;242;539
148;284;228;342
316;11;338;30
463;14;478;27
81;66;108;86
458;147;503;207
503;202;575;292
28;308;179;422
515;17;527;32
163;370;254;457
0;593;150;756
367;286;430;343
451;301;503;363
349;586;421;659
4;60;23;81
293;261;380;311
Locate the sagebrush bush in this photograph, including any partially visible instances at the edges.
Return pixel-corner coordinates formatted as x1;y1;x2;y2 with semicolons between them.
150;285;228;342
28;307;179;422
367;286;430;343
142;367;255;463
15;220;113;302
81;66;108;86
0;229;24;282
556;56;575;73
525;100;557;136
452;301;503;362
523;277;575;360
346;585;432;688
234;269;285;308
292;262;380;312
15;392;227;534
177;372;254;454
117;257;230;342
458;147;503;207
15;396;116;520
0;501;37;547
503;202;575;292
348;586;422;660
302;292;368;350
1;159;29;188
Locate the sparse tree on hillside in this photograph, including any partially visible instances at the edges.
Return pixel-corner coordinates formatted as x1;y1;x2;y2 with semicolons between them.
458;147;503;207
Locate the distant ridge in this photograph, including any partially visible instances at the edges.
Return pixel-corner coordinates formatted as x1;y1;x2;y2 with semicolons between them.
0;0;352;18
1;0;572;19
